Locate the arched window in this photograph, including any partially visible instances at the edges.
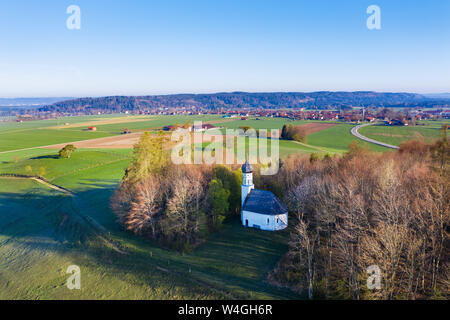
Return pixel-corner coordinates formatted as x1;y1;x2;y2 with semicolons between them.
277;218;279;223
267;218;270;224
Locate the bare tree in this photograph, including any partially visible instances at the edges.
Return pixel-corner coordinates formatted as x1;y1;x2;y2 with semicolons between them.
289;218;320;299
127;176;163;238
162;169;206;247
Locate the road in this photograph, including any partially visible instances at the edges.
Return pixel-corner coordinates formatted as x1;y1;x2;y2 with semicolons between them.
351;123;399;150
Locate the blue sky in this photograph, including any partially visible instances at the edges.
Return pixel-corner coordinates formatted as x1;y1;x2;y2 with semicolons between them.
0;0;449;97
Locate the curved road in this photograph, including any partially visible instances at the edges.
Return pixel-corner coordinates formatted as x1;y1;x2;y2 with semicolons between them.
351;123;399;150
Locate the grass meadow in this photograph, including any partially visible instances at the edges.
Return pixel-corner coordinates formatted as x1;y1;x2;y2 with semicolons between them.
0;147;297;299
358;120;449;146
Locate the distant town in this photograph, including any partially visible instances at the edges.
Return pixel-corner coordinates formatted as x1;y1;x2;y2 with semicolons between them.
8;105;450;126
2;92;450;125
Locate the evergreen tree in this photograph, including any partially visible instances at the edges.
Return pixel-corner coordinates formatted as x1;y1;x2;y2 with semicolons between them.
281;125;288;139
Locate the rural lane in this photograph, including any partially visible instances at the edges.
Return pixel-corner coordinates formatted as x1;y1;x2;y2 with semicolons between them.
351;123;399;150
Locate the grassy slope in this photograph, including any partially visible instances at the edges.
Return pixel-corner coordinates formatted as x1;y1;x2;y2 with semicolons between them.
0;179;223;300
197;138;321;162
0;148;299;300
221;119;391;154
0;149;131;180
307;123;389;153
358;121;449;146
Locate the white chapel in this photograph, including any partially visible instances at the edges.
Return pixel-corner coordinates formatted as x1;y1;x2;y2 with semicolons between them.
241;161;288;231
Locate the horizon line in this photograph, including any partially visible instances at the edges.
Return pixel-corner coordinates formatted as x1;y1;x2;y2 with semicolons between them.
2;90;450;100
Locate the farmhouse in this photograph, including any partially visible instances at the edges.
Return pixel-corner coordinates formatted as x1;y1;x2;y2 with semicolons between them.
241;162;288;231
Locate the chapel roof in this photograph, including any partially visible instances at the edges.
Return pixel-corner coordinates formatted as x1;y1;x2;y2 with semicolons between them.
243;189;288;216
241;161;253;173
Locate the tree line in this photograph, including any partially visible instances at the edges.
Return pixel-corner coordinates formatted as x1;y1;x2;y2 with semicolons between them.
37;91;445;114
263;127;449;299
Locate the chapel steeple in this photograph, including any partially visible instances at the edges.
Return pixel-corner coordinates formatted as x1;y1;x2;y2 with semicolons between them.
241;161;254;207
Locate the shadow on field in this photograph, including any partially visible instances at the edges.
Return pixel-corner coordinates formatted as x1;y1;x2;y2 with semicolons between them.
30;155;59;160
0;179;299;299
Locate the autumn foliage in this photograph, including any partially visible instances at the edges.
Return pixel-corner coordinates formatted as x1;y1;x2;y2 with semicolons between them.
281;124;307;143
111;132;241;251
268;136;449;300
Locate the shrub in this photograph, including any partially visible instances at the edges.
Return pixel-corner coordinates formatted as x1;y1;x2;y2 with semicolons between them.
58;144;77;159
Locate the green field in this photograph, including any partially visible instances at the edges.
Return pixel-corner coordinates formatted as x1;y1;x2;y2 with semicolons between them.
88;115;223;134
220;118;310;130
0;114;391;156
359;120;449;146
1;114;417;300
0;115;124;152
307;123;388;153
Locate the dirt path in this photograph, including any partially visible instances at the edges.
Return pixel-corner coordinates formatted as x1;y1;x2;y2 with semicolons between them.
0;175;240;298
31;177;75;196
0;175;127;254
0;175;74;196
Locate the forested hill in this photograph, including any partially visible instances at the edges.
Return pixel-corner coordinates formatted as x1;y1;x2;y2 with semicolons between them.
37;92;448;113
